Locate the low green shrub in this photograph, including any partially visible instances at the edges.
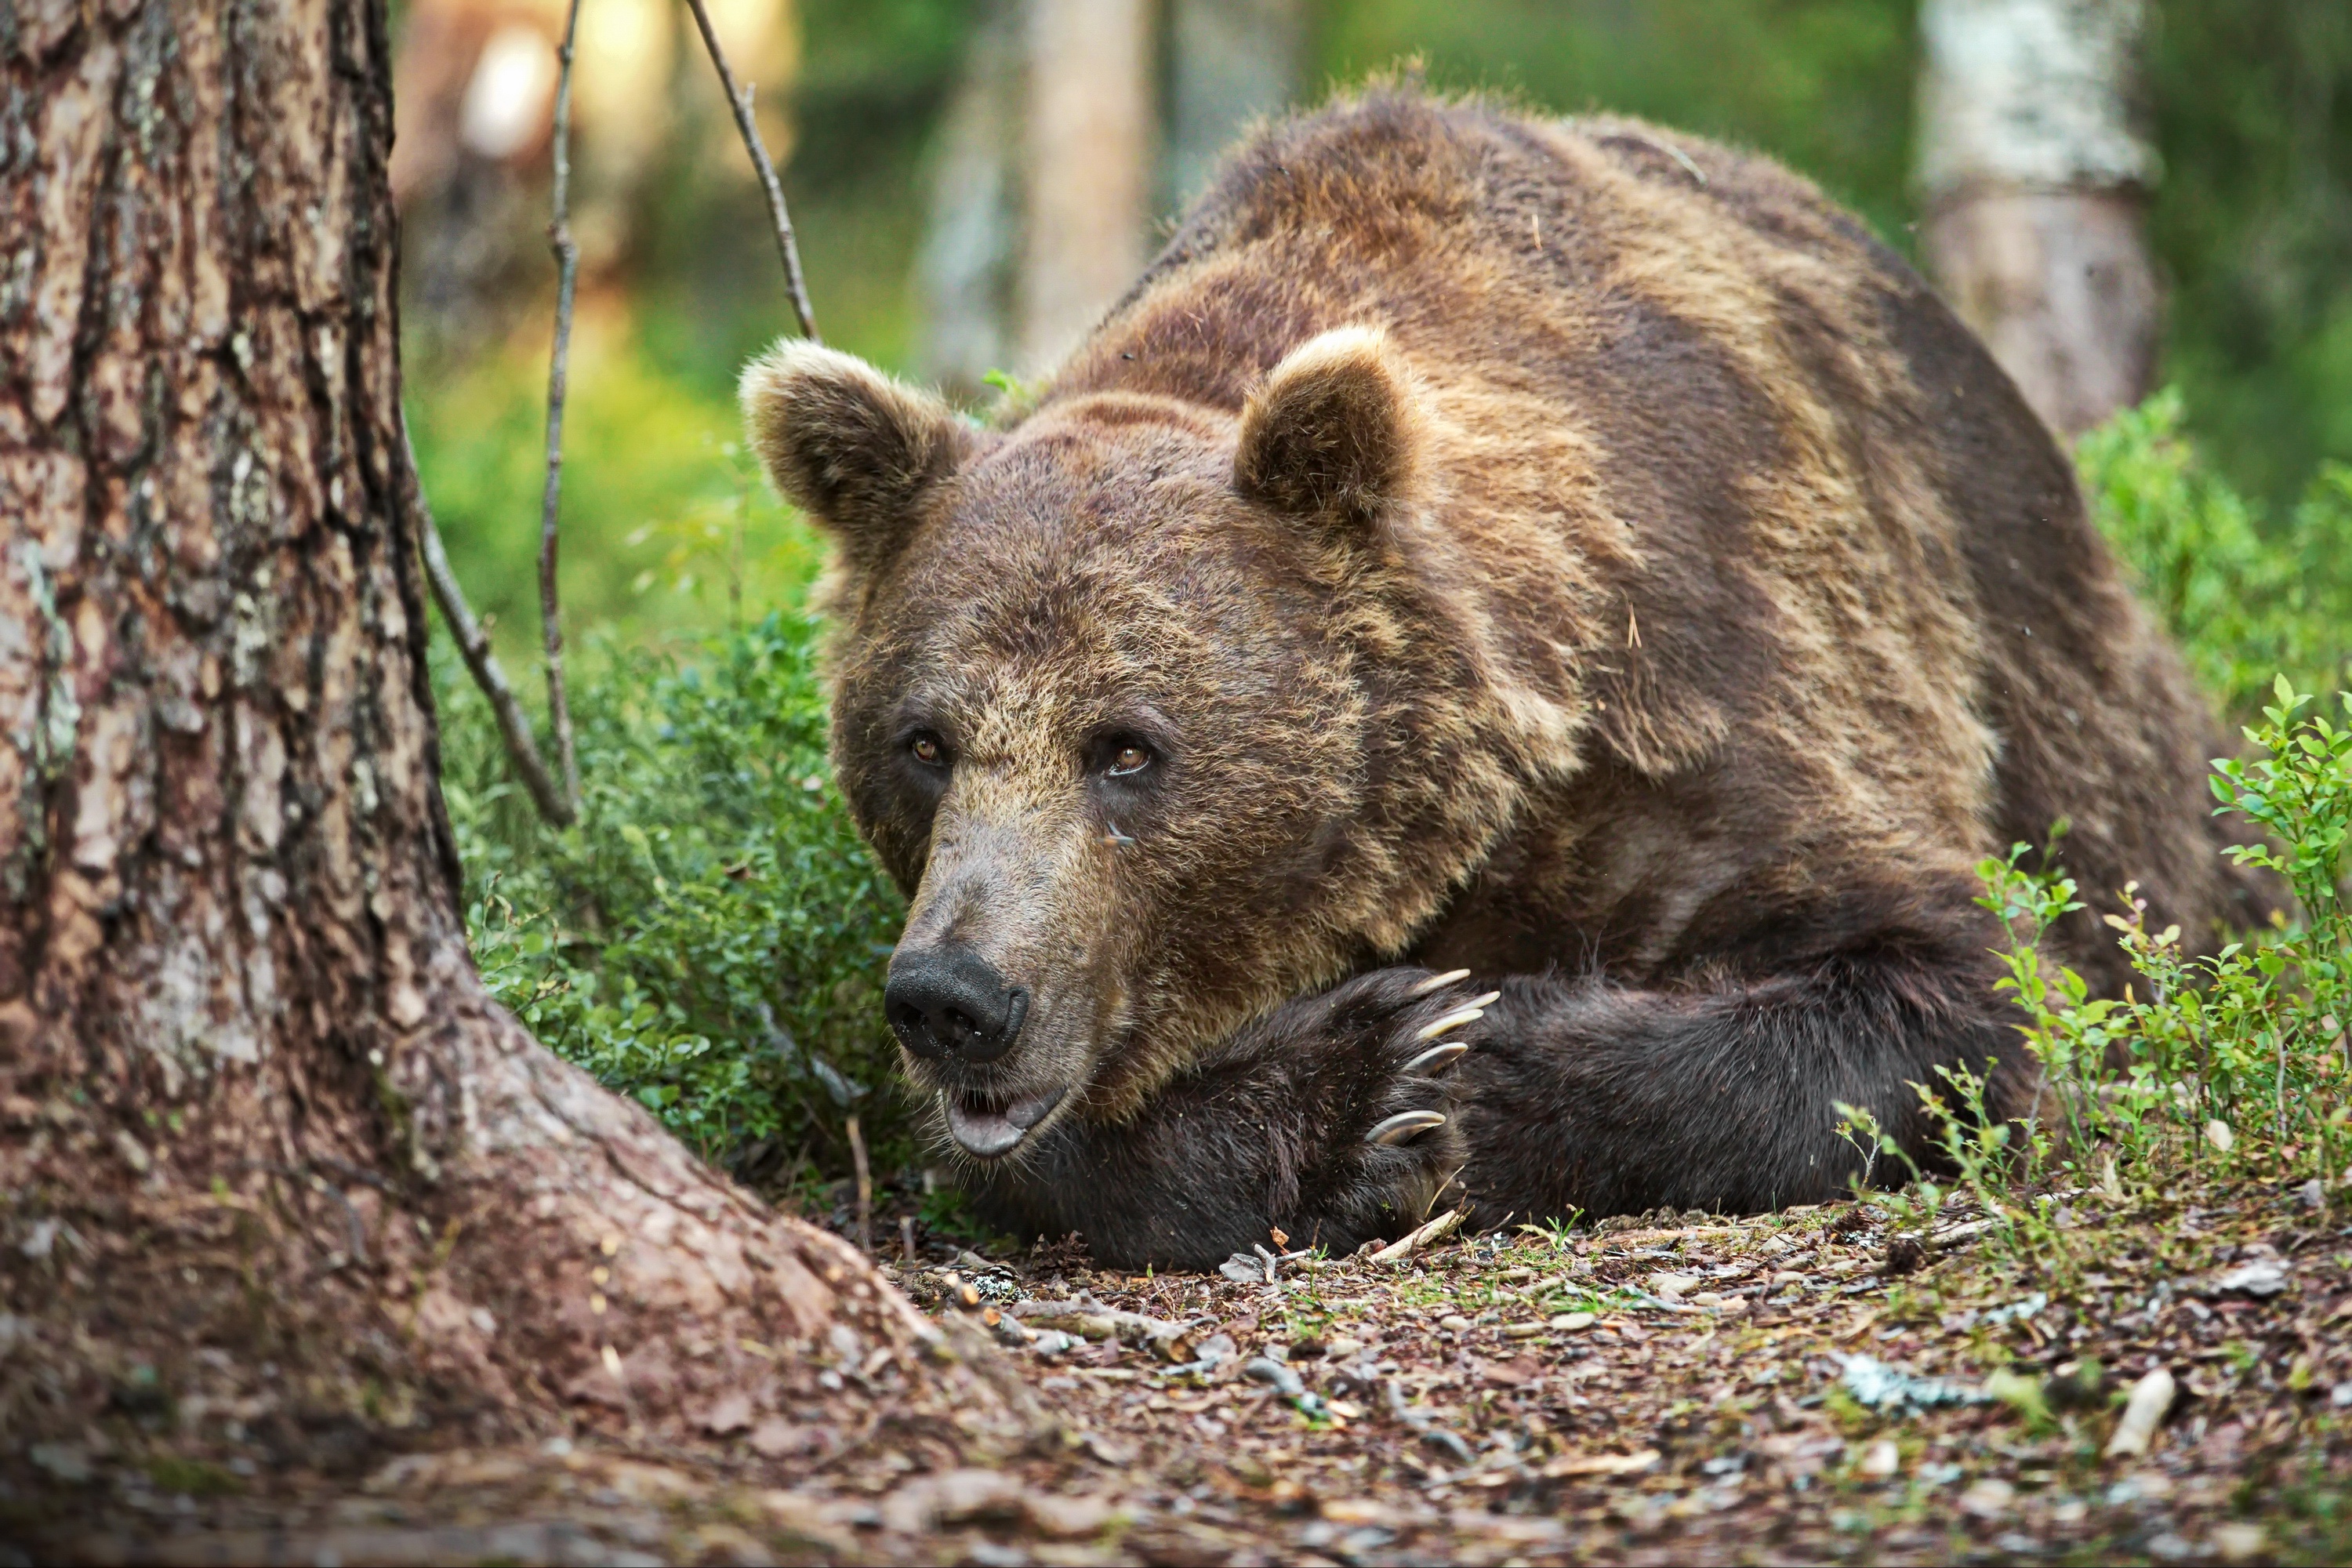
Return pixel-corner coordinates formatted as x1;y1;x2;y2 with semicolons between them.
434;612;909;1184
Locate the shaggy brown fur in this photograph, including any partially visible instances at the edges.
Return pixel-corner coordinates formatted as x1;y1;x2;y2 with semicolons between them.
742;88;2271;1268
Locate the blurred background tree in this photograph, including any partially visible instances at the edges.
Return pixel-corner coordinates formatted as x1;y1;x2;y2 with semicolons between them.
1915;0;2162;438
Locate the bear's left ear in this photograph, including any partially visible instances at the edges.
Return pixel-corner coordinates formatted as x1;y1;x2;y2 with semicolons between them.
738;339;971;577
1233;326;1424;531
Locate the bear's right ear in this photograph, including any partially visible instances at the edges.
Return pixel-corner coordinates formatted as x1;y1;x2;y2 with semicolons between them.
1233;326;1424;534
739;340;970;575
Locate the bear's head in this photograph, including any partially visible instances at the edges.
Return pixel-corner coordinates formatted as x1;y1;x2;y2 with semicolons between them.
742;328;1490;1162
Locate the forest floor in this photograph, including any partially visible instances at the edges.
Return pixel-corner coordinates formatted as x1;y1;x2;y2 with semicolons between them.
23;1174;2352;1566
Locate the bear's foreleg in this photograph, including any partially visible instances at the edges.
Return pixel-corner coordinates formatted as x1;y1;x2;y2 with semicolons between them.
1456;942;2038;1224
967;968;1494;1269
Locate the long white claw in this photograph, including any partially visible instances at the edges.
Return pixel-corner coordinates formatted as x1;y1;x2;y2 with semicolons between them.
1414;993;1501;1042
1367;1109;1448;1146
1405;968;1472;1000
1401;1041;1470;1076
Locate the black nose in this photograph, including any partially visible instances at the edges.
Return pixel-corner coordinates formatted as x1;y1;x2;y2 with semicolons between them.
884;946;1029;1062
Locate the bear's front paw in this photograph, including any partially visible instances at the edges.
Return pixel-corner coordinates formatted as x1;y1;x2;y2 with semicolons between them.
1363;967;1493;1144
1242;966;1496;1247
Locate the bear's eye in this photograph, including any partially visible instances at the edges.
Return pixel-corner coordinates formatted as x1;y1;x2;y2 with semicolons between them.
1105;743;1152;777
909;733;946;767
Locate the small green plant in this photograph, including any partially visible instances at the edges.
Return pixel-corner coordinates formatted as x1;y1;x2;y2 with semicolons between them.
1827;398;2352;1277
1860;682;2351;1274
2208;681;2352;1170
979;367;1046;416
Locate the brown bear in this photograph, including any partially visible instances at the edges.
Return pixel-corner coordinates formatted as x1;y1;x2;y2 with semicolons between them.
741;88;2269;1269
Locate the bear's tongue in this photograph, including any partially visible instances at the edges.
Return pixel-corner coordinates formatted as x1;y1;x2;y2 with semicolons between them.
945;1084;1067;1158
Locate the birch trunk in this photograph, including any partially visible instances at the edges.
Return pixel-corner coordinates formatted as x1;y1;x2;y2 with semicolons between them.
0;0;971;1494
1916;0;2161;437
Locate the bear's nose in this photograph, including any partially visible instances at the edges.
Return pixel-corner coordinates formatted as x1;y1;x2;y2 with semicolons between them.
884;946;1029;1063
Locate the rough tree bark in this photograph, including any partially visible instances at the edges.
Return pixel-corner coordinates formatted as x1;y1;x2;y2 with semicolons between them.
1916;0;2162;437
0;0;991;1524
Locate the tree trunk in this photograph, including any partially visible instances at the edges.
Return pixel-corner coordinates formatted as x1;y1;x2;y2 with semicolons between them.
1020;0;1152;372
0;0;987;1519
1163;0;1303;210
1916;0;2161;437
917;0;1025;397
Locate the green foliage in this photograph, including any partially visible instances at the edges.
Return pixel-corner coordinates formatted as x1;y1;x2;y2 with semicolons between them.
2148;0;2352;507
435;611;909;1173
1993;675;2351;1188
2217;679;2352;933
407;333;829;659
2076;390;2352;717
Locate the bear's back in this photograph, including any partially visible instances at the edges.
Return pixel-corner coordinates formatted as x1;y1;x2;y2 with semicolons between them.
1051;88;2262;980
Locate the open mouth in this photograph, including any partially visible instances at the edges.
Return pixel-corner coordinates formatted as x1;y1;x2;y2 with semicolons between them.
944;1083;1069;1159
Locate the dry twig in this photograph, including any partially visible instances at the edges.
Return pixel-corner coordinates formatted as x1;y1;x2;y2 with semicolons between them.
1006;1295;1206;1361
846;1113;873;1256
682;0;821;341
1367;1205;1467;1265
427;0;824;824
401;422;575;827
535;0;586;816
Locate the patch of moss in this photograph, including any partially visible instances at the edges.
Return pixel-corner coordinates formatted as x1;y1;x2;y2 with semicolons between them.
145;1454;243;1497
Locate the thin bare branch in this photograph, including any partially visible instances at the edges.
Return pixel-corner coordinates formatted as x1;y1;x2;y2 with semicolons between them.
682;0;822;342
404;423;575;829
847;1113;873;1256
458;0;813;830
537;0;586;815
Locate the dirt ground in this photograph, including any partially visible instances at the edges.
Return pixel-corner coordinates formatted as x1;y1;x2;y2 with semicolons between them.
17;1174;2352;1566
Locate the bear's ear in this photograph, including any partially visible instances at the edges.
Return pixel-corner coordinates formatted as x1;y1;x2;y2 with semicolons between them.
1233;326;1424;530
739;339;970;574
